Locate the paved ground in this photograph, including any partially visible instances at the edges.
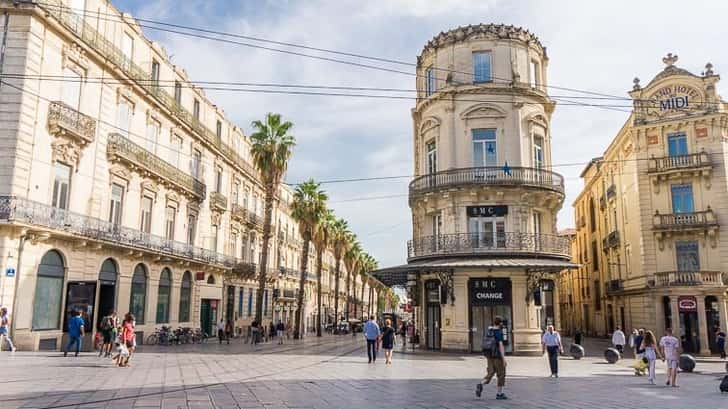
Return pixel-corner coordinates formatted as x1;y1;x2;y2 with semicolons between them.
3;335;727;408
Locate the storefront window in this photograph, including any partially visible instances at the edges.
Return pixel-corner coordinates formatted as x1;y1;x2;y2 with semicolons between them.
156;268;171;323
179;271;192;322
130;264;147;324
32;250;65;330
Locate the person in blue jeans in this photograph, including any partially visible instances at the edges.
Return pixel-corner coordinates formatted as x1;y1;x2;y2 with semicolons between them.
64;310;85;357
363;316;380;363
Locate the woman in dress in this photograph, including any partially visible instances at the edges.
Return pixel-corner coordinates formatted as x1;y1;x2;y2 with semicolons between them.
640;330;662;385
381;319;396;364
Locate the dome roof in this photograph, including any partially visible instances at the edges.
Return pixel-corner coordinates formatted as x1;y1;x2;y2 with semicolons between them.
419;24;545;59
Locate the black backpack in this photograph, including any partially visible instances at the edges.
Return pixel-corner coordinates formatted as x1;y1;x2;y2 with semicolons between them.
720;375;728;393
100;316;112;331
482;327;499;357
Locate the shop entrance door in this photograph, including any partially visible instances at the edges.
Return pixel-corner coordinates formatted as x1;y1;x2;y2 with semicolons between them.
425;280;441;350
96;259;117;331
200;299;218;338
63;281;97;351
469;278;512;353
680;311;700;353
471;305;512;354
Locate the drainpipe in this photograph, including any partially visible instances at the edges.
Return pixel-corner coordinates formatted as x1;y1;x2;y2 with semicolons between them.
0;11;10;93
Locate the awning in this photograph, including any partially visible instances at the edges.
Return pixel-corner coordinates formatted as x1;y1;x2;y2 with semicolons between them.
370;258;579;286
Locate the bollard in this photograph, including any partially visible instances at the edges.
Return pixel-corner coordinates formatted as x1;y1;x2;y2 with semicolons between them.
570;343;585;360
604;347;620;364
678;354;696;372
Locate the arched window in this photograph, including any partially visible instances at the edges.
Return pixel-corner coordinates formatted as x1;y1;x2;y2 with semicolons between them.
156;268;172;323
32;250;65;330
130;264;147;324
99;258;117;285
207;274;216;285
179;271;192;322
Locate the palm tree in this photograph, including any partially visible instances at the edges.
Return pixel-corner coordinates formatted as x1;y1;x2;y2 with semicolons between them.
290;179;327;339
344;240;361;322
249;113;295;325
312;209;334;337
330;218;350;332
359;254;377;319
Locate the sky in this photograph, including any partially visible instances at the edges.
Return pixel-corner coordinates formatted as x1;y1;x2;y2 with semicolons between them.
113;0;728;268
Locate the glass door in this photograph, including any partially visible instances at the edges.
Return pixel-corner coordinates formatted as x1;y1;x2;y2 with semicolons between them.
469;217;505;249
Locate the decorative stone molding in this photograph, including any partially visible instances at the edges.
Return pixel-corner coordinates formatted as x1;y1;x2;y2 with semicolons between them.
419;117;441;135
141;180;160;196
166;191;180;205
460;103;507;120
62;43;89;72
116;86;137;108
210;211;221;226
51;139;82;168
419;24;545;60
109;164;132;182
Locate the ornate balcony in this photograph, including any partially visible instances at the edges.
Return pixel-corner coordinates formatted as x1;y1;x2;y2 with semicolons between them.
279;267;299;278
107;133;206;201
47;101;96;145
602;230;620;251
409;166;564;202
648;271;725;288
246;210;264;230
648;152;713;192
0;196;234;267
209;192;228;212
231;203;246;222
653;209;719;248
38;1;259;180
407;232;571;261
606;184;616;200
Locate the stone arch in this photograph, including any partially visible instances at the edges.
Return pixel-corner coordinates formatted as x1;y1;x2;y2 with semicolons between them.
460;103;508;120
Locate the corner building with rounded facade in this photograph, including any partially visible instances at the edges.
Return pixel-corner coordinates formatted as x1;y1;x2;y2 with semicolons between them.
376;25;573;354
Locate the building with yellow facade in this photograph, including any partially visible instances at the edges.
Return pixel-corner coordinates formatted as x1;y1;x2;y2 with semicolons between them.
0;0;378;350
565;54;728;355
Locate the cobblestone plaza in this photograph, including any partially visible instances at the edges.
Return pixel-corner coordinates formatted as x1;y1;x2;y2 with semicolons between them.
2;336;726;408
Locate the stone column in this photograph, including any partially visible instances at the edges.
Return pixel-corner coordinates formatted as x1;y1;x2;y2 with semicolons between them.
669;296;680;335
697;296;710;356
718;295;728;335
654;294;665;338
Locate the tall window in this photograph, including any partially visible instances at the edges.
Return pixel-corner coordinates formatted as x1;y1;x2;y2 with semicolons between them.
151;60;160;87
530;60;541;88
146;120;159;153
187;212;197;245
32;250;65;330
473;51;492;83
676;241;699;271
425;66;435;96
670;184;694;213
472;129;497;166
589;198;597;232
239;288;244;317
533;136;544;169
179;271;192;322
117;100;131;135
591;240;599;270
211;225;218;252
121;32;133;65
216;120;222;139
52;162;72;210
426;141;437;174
192;149;202;179
247;289;253;317
109;183;124;226
130;264;147;324
156;268;171;323
667;133;688;156
243;188;250;209
233;182;240;205
469;217;505;248
193;99;200;120
164;205;176;240
215;166;223;192
174;81;182;104
140;196;153;233
230;231;237;256
593;280;601;310
62;67;81;110
169;134;183;169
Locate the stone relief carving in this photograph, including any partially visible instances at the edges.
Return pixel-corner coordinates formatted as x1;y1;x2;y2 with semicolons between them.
51;139;82;168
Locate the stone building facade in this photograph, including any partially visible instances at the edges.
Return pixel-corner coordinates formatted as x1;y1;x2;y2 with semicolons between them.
374;24;574;355
0;0;375;351
565;54;728;355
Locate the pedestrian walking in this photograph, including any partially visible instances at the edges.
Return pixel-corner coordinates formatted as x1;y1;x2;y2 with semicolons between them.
612;326;626;354
225;320;233;345
63;310;85;357
476;316;507;400
541;325;563;378
98;310;117;358
400;321;407;349
269;321;276;341
659;328;681;387
285;321;292;340
633;329;645;376
640;330;662;385
118;313;135;367
574;328;582;346
715;327;726;359
276;320;285;345
0;307;16;352
251;320;260;348
381;319;396;364
363;315;380;363
217;319;225;344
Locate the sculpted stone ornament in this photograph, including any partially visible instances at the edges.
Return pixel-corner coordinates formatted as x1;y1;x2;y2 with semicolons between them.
662;53;678;67
51;139;82;168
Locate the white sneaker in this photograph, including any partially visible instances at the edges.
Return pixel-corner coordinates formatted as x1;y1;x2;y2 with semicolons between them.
11;346;16;352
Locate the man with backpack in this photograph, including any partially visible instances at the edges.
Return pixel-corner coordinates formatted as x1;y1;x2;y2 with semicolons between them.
475;316;507;400
98;310;117;358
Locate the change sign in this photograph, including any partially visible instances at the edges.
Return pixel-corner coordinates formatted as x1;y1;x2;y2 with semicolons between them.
470;278;511;306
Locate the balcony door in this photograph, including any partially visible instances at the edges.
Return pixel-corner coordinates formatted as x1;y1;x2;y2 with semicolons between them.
667;133;688;156
670;184;694;214
675;241;699;272
473;129;497;167
469;217;505;249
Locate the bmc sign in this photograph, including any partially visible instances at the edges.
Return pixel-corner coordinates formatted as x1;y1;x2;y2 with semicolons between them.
678;296;697;312
469;278;512;306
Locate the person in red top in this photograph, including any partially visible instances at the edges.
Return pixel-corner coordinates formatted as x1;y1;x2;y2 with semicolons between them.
119;313;135;367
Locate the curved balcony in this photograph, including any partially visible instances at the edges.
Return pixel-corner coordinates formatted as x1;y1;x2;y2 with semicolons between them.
407;232;571;261
409;166;564;200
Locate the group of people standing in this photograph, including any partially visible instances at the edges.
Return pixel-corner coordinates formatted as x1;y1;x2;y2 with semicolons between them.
65;309;136;368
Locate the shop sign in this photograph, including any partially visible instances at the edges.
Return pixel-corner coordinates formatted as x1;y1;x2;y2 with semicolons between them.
470;278;511;306
678;296;697;312
467;205;508;218
646;84;704;118
195;272;205;281
210;300;218;308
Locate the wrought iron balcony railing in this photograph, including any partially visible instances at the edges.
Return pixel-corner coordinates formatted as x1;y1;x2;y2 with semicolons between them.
209;192;228;212
653;209;718;230
47;101;96;144
409;166;564;198
407;232;571;260
107;133;206;201
649;271;725;288
602;230;620;250
648;152;712;174
231;203;246;222
246;210;264;230
0;196;234;267
606;184;616;200
38;1;259;180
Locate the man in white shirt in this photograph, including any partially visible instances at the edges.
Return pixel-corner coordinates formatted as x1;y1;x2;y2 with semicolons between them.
541;325;563;377
659;328;681;387
612;326;626;354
